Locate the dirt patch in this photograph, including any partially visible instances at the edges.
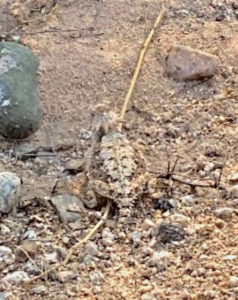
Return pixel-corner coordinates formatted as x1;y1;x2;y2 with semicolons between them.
1;0;238;299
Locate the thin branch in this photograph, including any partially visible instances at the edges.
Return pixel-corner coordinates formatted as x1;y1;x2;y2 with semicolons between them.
119;7;166;130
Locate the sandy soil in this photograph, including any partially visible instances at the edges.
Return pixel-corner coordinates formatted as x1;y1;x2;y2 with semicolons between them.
1;0;238;299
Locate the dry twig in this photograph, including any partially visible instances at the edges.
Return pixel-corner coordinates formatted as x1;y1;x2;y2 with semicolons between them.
25;200;111;284
119;7;166;130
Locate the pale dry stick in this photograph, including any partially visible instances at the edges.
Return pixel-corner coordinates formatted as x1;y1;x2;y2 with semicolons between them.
25;200;111;284
119;7;166;131
16;246;42;274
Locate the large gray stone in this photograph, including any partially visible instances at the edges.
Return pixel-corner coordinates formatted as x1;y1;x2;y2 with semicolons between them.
0;42;42;139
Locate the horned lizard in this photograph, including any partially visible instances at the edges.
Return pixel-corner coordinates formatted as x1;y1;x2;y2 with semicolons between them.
77;107;148;223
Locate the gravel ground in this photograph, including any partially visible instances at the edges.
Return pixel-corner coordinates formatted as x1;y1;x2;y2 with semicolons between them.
1;0;238;299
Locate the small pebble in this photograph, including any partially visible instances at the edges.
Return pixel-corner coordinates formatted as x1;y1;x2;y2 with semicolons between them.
234;10;238;18
101;228;115;241
179;289;191;299
229;185;238;198
148;238;157;248
142;219;155;230
216;12;226;21
0;224;10;234
23;230;37;240
196;155;207;170
89;271;105;284
102;238;114;247
198;170;206;178
232;1;238;9
32;285;47;294
230;276;238;287
62;236;70;244
15;240;39;262
92;286;101;294
180;195;196;206
169;214;191;227
130;231;142;245
57;271;77;283
44;252;59;263
94;211;102;220
204;162;215;174
229;174;238;182
223;255;236;261
0;246;12;261
141;293;154;300
84;242;98;256
211;0;218;8
214;207;233;219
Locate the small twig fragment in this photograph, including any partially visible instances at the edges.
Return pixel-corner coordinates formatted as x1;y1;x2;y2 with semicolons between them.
24;200;111;284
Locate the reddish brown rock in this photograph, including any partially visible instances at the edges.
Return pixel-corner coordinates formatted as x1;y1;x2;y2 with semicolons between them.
166;45;219;81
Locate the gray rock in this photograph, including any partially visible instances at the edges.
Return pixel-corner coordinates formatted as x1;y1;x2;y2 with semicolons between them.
0;172;22;215
84;242;98;256
204;162;215;175
0;293;8;300
214;207;233;219
22;230;37;239
32;285;47;294
180;195;196;206
102;238;114;247
23;260;41;276
229;185;238;198
168;213;191;227
232;2;238;9
2;271;29;284
166;45;219;81
50;194;85;223
57;271;77;283
229;276;238;287
0;246;12;260
82;254;93;266
0;246;14;265
0;42;42;139
0;224;10;234
142;219;155;230
64;159;84;173
141;293;155;300
152;223;187;243
130;231;142;246
101;228;115;240
89;271;105;284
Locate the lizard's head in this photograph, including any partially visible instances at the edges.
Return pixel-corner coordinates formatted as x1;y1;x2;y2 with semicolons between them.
92;104;124;134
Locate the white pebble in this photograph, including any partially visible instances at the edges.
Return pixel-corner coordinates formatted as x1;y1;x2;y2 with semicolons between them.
0;246;12;259
214;207;233;219
142;219;155;230
2;271;28;284
169;214;191;227
230;276;238;287
223;255;236;261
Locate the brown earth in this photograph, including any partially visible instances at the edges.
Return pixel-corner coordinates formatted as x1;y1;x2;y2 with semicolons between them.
1;0;238;299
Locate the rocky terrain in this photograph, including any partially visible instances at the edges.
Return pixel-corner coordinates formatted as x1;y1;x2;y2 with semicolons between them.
1;0;238;299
